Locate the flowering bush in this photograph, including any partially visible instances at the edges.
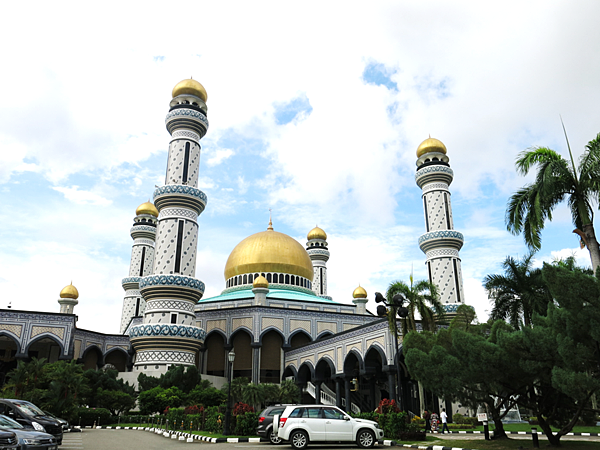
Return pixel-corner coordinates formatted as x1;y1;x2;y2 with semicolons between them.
377;399;400;414
184;404;204;415
233;402;254;416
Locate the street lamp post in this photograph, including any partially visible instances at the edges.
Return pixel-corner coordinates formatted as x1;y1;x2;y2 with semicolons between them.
224;350;236;435
375;292;408;411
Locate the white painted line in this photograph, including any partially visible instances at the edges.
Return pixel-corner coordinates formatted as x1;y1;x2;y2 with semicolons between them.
518;431;526;434
582;433;591;436
248;437;261;443
227;438;240;443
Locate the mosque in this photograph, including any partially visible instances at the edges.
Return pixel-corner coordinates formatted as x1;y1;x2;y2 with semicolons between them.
0;78;466;415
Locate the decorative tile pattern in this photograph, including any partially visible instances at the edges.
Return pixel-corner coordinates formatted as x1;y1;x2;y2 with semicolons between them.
145;300;195;312
415;165;454;179
366;336;385;350
0;324;22;338
422;182;449;194
129;324;206;340
317;349;334;361
31;326;64;339
232;317;252;331
418;230;464;244
159;208;197;220
136;350;195;364
165;109;209;127
317;322;336;334
290;319;311;333
140;275;205;292
206;320;226;333
261;317;284;332
171;130;200;142
154;185;207;203
426;249;459;258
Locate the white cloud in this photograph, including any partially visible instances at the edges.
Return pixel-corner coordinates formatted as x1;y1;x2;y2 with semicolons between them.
52;186;112;206
206;149;234;167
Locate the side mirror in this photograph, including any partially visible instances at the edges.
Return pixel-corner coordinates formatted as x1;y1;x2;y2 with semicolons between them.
344;416;350;421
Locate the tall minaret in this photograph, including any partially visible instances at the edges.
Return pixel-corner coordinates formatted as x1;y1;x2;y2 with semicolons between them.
119;202;158;334
130;79;209;373
58;283;79;314
415;138;465;314
306;226;330;298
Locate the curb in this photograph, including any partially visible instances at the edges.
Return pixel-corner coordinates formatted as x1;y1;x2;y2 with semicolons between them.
445;430;600;437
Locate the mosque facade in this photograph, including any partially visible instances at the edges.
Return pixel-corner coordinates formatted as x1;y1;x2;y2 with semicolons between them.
0;79;467;415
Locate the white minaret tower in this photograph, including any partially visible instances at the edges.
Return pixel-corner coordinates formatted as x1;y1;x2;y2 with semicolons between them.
415;137;465;315
130;79;209;373
58;283;79;314
306;226;330;298
119;202;158;334
352;285;368;315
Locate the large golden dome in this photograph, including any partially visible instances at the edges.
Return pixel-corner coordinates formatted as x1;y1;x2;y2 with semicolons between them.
224;226;314;281
416;137;447;157
307;226;327;241
60;283;79;299
172;78;208;102
136;201;159;217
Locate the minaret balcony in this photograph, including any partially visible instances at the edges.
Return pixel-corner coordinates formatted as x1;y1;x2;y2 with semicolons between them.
140;274;205;302
165;107;209;138
122;276;142;290
307;248;330;260
153;184;207;215
130;323;206;341
415;164;454;188
130;225;157;240
418;230;464;253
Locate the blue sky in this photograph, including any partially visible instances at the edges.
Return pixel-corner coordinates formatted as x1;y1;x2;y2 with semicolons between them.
1;1;599;333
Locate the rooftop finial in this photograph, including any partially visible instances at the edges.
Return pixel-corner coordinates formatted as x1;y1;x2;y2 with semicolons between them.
267;209;273;231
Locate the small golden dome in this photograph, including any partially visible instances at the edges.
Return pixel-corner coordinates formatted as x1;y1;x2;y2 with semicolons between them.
353;286;367;299
60;283;79;299
136;201;159;217
416;137;447;157
224;225;314;281
307;226;327;241
172;78;208;102
253;275;269;289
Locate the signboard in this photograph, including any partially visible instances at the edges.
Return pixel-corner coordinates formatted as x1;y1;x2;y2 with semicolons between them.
477;413;488;422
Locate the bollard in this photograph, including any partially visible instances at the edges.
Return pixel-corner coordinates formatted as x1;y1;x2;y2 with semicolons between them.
483;420;490;440
532;427;539;448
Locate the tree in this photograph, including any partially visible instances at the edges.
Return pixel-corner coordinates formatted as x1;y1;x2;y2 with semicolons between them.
386;276;444;336
95;389;136;416
221;377;249;404
278;380;300;404
506;131;600;274
242;383;263;411
484;252;551;329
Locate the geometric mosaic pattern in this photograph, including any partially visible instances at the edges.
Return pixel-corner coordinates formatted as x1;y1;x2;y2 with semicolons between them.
145;300;195;313
261;317;284;332
31;326;64;339
0;324;22;338
135;350;195;364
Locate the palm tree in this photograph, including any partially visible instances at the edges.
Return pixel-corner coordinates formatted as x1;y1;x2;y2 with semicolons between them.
386;275;444;336
278;379;300;404
484;252;551;329
506;130;600;275
242;383;263;412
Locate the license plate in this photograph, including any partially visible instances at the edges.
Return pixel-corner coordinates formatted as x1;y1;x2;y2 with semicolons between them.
49;446;57;450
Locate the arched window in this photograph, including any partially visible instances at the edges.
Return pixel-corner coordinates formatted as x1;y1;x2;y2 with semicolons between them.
243;274;247;285
234;277;238;286
238;275;242;285
267;273;272;283
285;274;290;284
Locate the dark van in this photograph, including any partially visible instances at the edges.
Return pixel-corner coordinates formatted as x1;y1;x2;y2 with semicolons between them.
0;400;63;445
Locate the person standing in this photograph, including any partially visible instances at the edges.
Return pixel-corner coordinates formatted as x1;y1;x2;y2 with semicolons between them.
423;410;431;432
440;408;449;434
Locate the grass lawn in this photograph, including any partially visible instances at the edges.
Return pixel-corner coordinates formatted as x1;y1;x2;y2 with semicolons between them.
401;436;599;449
454;423;600;434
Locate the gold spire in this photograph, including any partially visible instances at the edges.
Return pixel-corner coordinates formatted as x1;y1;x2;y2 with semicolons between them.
267;209;273;231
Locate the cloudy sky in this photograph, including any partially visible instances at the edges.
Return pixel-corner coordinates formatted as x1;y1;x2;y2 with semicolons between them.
1;1;599;333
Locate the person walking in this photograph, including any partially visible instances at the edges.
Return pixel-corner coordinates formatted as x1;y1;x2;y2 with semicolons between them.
440;408;449;434
423;410;431;433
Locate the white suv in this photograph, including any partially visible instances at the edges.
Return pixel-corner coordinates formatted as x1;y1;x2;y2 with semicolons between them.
274;405;383;449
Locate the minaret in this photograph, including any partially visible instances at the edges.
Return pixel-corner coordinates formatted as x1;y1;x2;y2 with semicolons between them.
415;137;465;314
58;283;79;314
130;79;209;373
352;285;368;315
119;201;158;334
306;226;330;298
252;275;269;306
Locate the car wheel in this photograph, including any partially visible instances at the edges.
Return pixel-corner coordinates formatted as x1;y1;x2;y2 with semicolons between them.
356;429;375;448
290;430;308;450
269;428;282;445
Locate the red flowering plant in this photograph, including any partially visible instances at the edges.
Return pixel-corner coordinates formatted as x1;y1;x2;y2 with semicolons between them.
377;399;400;414
184;404;204;415
232;402;254;416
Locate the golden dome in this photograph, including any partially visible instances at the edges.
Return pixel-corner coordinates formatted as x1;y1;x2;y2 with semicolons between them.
416;137;447;157
60;283;79;299
307;226;327;241
224;226;314;281
253;275;269;289
136;201;159;217
172;78;208;102
353;285;367;299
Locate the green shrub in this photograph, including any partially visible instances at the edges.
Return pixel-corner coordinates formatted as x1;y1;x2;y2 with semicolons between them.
205;406;224;434
166;407;186;430
235;412;258;436
76;407;112;427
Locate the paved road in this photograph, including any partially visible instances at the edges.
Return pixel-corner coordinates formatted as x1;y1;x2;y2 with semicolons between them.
61;428;600;450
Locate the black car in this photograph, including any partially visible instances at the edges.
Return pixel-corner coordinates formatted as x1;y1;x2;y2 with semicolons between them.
0;429;18;450
0;415;57;450
257;406;290;444
0;400;62;445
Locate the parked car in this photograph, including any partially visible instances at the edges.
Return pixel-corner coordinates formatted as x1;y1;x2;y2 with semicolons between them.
42;411;69;432
0;429;18;450
257;405;289;444
0;415;57;450
0;400;62;445
274;405;383;449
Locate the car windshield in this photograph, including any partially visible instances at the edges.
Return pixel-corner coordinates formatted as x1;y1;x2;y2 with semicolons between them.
0;415;24;429
13;401;45;417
